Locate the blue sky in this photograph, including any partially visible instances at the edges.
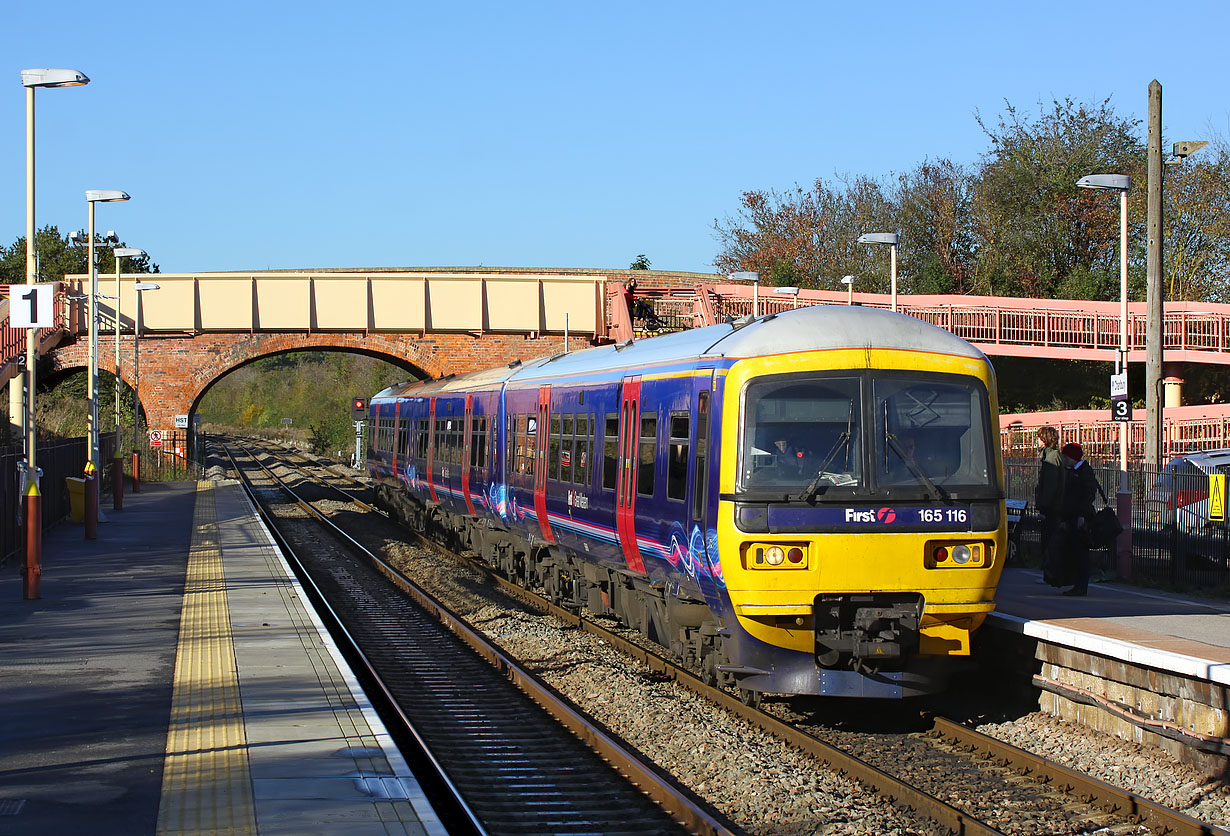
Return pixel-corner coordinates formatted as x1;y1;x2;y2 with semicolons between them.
6;0;1229;275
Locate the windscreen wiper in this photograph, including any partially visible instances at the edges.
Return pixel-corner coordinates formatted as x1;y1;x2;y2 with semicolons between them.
796;431;851;503
885;432;950;503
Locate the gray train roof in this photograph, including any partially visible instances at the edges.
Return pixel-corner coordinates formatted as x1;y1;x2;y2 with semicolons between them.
375;305;987;398
510;305;987;383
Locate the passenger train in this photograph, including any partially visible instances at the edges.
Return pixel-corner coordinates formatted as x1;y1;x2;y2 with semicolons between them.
366;304;1007;702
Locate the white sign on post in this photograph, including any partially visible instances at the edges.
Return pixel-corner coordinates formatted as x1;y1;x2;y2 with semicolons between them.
1110;373;1128;399
9;284;54;328
174;414;189;429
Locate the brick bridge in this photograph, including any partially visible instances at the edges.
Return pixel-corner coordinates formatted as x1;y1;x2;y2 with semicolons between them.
6;266;1230;458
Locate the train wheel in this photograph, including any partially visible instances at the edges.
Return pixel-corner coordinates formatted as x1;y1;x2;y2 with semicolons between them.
738;687;762;709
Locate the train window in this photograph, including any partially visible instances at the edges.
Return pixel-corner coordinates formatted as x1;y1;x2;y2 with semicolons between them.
417;418;428;459
473;416;487;470
872;376;993;490
526;414;538;477
560;415;574;483
741;375;862;493
667;411;689;501
574;414;590;485
549;415;562;480
602;413;618;491
637;413;657;496
397;416;408;460
692;391;709;521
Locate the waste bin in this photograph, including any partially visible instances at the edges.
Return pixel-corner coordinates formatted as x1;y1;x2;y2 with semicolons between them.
66;476;86;523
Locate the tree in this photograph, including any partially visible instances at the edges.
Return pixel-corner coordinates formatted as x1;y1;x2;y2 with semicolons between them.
629;254;651;270
1163;134;1230;302
894;159;976;295
0;225;159;284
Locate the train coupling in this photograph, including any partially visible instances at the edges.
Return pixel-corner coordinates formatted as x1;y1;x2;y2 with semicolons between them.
814;593;923;673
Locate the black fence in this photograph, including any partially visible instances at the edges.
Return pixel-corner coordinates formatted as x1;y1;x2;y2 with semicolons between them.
2;431;202;570
1005;456;1230;596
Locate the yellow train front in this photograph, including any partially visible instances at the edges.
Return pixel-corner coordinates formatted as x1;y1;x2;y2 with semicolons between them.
706;305;1006;700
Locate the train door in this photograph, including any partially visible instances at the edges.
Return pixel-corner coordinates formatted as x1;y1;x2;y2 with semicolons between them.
462;394;477;516
690;382;713;569
426;397;439;504
616;377;647;574
534;386;555;542
392;400;401;477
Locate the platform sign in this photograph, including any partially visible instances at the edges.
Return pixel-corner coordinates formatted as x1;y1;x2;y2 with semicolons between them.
1110;373;1131;422
1210;474;1226;523
149;429;163;447
174;414;189;429
8;284;54;328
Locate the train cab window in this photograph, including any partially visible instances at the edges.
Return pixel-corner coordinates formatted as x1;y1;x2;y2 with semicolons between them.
873;376;994;490
602;413;618;491
549;415;562;480
560;415;574;483
574;414;590;485
667;412;690;501
637;412;657;496
740;375;862;493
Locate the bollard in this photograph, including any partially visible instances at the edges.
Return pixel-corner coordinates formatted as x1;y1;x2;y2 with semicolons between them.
22;481;42;600
112;453;124;511
84;461;98;540
132;450;141;493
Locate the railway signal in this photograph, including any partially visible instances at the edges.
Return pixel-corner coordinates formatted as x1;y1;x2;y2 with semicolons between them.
350;397;368;422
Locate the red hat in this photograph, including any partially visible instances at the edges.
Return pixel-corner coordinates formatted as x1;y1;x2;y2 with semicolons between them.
1061;442;1083;461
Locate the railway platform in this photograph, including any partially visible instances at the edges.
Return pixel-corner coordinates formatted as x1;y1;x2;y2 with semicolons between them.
987;568;1230;774
0;480;446;836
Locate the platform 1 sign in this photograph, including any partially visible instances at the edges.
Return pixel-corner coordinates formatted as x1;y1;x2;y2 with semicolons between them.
8;284;54;328
1110;373;1131;422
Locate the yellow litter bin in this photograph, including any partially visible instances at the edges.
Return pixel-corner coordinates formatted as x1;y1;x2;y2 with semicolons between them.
66;476;86;523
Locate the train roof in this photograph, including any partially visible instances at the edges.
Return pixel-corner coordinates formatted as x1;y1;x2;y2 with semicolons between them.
510;304;987;384
373;305;988;399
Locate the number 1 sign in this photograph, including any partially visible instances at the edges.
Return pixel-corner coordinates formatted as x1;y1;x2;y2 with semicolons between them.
9;284;54;329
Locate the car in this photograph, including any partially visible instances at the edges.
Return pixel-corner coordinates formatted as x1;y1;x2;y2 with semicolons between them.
1143;448;1230;534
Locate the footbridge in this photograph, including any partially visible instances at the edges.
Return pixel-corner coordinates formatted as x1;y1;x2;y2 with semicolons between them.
4;268;1230;454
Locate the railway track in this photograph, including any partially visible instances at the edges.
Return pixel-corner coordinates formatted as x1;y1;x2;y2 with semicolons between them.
222;437;741;836
225;437;1230;836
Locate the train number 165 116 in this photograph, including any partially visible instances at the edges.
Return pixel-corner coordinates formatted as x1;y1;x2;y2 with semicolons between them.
920;508;967;523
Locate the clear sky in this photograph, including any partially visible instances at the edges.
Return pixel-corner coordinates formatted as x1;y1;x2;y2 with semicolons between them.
6;0;1229;276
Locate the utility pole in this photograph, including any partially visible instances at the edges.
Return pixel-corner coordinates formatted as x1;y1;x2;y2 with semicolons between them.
1145;80;1164;467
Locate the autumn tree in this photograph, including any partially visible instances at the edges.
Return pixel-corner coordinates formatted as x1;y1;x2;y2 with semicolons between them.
1162;134;1230;302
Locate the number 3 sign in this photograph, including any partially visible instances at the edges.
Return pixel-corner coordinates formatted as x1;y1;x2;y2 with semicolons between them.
9;284;54;329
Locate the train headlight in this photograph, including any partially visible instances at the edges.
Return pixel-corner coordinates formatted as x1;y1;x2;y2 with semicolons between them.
746;543;810;570
925;541;988;569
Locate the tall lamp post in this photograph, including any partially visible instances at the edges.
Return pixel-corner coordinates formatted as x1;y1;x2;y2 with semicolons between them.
19;67;90;599
729;271;760;316
840;275;855;305
84;190;130;539
1077;173;1132;574
110;247;144;510
857;232;899;311
132;282;160;456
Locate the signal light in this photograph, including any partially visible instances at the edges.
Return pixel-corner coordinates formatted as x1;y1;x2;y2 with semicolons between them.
350;397;369;422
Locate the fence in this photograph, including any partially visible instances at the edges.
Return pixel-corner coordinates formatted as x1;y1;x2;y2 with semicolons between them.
1;431;202;570
1004;456;1230;595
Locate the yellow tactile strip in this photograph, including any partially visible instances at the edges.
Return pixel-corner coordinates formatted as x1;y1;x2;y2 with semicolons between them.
156;481;257;836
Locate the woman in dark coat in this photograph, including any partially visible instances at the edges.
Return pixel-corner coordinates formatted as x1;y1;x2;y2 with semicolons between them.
1034;426;1065;585
1059;442;1099;596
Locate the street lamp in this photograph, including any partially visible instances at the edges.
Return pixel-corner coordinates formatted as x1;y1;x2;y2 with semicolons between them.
840;275;855;306
772;286;800;309
857;232;899;311
19;67;90;599
1077;172;1132;568
132;282;160;455
730;271;760;316
110;247;144;511
84;190;130;539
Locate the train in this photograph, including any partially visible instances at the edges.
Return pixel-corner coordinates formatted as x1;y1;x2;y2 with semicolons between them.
366;304;1007;703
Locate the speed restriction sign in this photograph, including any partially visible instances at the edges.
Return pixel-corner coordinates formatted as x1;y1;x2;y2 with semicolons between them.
149;430;164;447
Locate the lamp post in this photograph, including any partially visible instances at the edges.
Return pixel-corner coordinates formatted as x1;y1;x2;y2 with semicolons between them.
840;275;855;306
772;286;800;309
1077;173;1132;573
19;67;90;599
857;232;899;311
84;190;130;538
110;247;144;510
730;271;760;316
132;282;160;454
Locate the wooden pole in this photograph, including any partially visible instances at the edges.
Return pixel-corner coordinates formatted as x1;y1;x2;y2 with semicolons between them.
1145;80;1164;466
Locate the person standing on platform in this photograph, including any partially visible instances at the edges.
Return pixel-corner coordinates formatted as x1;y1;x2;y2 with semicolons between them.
1058;442;1099;597
1034;426;1066;586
